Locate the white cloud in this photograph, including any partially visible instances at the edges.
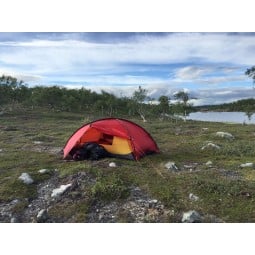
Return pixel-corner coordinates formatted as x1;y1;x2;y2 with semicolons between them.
0;69;42;82
173;65;247;85
175;66;212;80
190;87;254;106
0;32;255;105
197;75;247;84
1;33;255;77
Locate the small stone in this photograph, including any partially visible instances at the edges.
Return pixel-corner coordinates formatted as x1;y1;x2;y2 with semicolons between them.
33;141;43;144
99;213;104;221
216;131;234;139
37;209;48;222
109;162;117;167
205;160;213;166
182;210;202;223
18;173;34;184
189;193;199;201
51;183;72;198
149;199;158;208
201;142;220;150
38;169;50;174
240;162;254;168
165;161;179;171
10;217;18;223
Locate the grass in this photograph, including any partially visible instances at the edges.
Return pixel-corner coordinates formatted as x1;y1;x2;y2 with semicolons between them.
91;173;130;201
1;107;255;222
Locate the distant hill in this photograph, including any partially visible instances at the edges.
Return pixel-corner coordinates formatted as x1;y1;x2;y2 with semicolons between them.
195;98;255;112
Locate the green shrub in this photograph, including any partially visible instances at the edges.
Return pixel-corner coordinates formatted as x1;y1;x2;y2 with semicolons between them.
91;174;130;201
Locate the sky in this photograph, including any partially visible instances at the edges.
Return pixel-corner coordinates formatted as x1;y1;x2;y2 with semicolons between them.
0;32;255;106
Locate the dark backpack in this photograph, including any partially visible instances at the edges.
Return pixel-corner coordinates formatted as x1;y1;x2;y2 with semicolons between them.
72;142;110;161
83;142;109;160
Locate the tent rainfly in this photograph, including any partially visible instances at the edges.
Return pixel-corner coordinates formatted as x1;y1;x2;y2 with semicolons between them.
63;118;159;160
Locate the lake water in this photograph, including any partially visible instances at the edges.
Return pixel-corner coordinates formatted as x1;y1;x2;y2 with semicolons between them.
186;112;255;124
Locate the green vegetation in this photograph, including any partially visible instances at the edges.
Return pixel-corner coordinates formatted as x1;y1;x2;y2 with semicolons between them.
1;106;255;222
91;173;130;201
0;75;194;119
245;66;255;85
2;74;255;222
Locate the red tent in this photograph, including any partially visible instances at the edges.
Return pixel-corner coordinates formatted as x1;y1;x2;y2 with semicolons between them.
63;118;159;160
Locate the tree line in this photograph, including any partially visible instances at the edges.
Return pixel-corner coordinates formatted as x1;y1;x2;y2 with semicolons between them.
1;65;255;118
196;98;255;113
0;75;193;119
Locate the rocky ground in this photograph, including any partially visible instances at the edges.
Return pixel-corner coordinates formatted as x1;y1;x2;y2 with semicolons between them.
0;168;175;223
0;162;225;223
2;117;252;223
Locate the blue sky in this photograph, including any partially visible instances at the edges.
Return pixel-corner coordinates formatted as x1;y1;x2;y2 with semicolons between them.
0;32;255;106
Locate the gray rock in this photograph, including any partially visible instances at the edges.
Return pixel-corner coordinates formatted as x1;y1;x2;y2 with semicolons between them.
37;209;48;222
51;183;72;198
205;160;213;166
148;199;158;208
38;169;50;174
10;217;18;223
18;173;34;184
183;163;198;172
182;210;202;223
189;193;199;201
109;162;117;167
216;131;234;139
240;162;254;168
165;161;179;171
33;141;43;144
201;142;220;150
